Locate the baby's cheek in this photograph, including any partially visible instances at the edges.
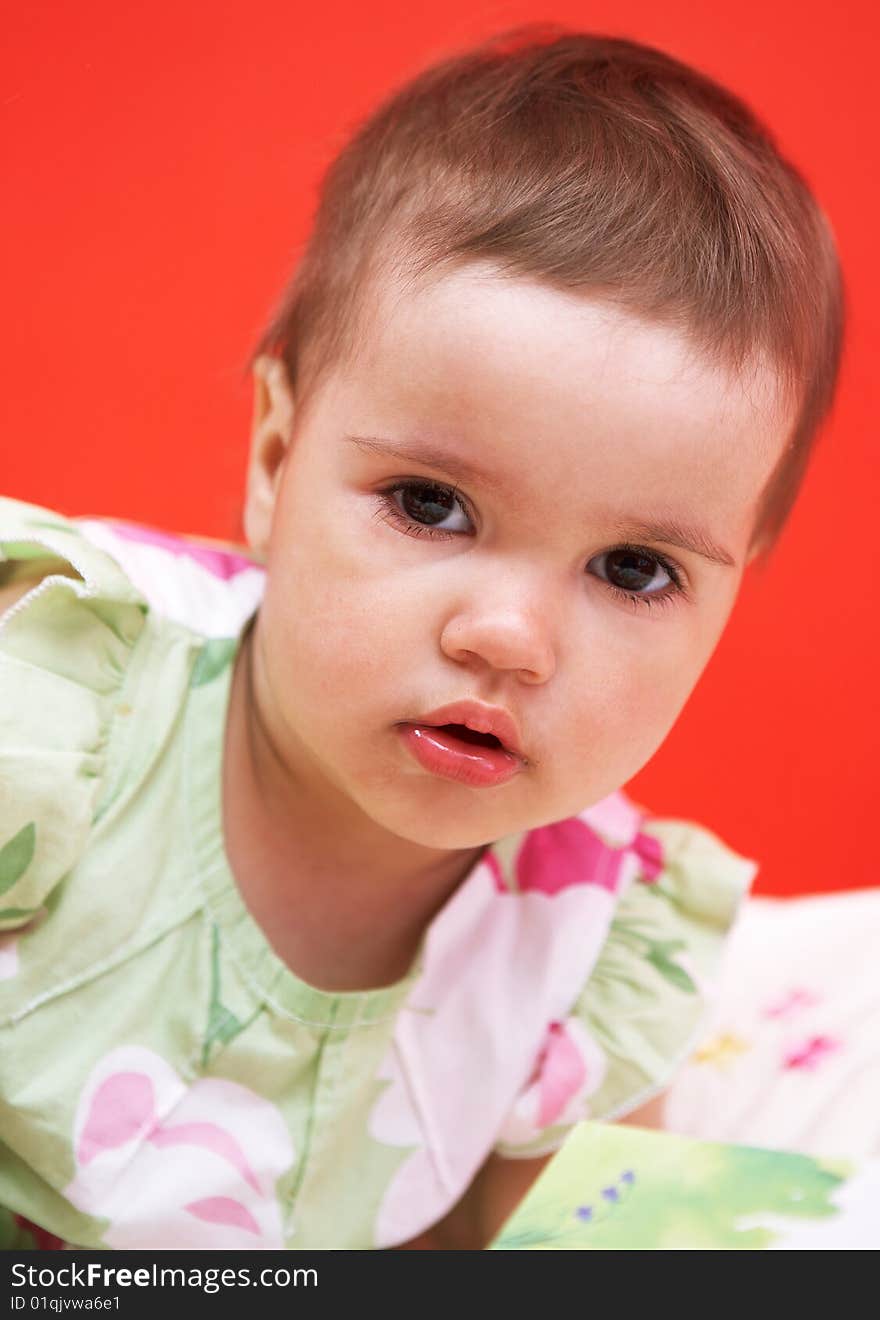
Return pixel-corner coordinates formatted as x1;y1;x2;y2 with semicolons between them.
563;657;695;791
269;568;399;699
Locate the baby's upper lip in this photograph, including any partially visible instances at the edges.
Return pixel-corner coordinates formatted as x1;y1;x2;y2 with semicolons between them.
408;700;526;761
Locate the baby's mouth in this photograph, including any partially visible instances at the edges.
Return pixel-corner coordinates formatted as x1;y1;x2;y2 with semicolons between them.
428;722;505;751
395;717;524;787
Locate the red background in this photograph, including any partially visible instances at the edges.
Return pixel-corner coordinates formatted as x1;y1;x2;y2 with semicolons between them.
3;2;876;895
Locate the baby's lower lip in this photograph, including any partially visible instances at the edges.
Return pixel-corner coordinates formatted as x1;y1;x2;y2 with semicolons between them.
396;723;522;788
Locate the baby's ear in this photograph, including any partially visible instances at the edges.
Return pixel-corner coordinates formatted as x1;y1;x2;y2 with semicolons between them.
243;355;296;555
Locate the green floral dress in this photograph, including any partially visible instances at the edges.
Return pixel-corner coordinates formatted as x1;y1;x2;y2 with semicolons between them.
0;496;758;1249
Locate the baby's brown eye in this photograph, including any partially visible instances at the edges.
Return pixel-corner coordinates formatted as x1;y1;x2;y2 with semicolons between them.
603;548;668;593
384;482;473;536
399;483;459;526
588;546;684;610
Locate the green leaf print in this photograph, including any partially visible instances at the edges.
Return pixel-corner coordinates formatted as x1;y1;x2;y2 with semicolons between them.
190;637;238;688
646;949;697;994
0;822;36;897
201;924;258;1066
640;881;678;905
0;905;41;922
609;919;697;994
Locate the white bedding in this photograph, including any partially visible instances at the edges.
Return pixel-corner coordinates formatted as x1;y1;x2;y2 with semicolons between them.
664;889;880;1162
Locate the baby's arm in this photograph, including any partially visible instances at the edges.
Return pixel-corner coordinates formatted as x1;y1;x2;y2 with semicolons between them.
393;1150;555;1251
394;1090;669;1250
0;560;82;615
0;578;37;615
617;1090;668;1130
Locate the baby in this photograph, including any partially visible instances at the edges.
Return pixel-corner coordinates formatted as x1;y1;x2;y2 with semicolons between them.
0;26;844;1250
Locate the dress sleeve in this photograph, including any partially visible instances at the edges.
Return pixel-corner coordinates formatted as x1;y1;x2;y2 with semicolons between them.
0;496;148;931
492;813;759;1159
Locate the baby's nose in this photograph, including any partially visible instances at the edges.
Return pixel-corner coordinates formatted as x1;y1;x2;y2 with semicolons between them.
439;575;557;683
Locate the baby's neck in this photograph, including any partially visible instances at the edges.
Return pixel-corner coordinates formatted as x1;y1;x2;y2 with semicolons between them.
220;627;486;992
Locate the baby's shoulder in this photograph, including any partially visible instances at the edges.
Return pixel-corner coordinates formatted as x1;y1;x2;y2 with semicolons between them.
1;499;147;942
71;515;265;638
490;789;756;914
481;792;760;1156
0;499;262;992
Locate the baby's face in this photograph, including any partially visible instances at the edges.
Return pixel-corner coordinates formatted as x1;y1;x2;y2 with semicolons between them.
245;264;791;849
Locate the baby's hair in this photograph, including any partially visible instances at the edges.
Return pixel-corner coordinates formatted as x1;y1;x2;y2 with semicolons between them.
251;22;846;564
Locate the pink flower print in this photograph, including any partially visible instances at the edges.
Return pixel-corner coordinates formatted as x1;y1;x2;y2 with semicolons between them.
783;1035;842;1072
514;819;625;895
65;1046;294;1248
536;1022;588;1126
763;988;821;1020
630;829;664;883
76;519;265;638
494;810;658;899
578;791;646;847
368;845;617;1246
101;521;257;580
75;1070;155;1165
486;792;661;898
577;791;665;884
185;1197;261;1235
496;1018;608;1150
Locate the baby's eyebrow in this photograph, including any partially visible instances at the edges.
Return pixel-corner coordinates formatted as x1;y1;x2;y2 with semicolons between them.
604;516;737;568
343;433;737;568
343;433;503;492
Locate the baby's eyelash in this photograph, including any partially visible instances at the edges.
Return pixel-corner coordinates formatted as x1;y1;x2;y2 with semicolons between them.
373;479;472;537
372;480;688;612
601;543;686;613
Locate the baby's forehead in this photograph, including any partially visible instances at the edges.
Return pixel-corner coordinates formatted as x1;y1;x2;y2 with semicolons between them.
360;261;791;444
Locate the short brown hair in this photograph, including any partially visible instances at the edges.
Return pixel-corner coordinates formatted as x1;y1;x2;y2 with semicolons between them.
252;23;846;563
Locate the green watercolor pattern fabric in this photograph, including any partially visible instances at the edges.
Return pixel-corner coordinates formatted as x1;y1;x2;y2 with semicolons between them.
491;1121;869;1250
0;496;758;1249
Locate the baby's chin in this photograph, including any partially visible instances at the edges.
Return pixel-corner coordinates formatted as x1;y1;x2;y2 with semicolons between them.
359;796;503;852
367;788;608;853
